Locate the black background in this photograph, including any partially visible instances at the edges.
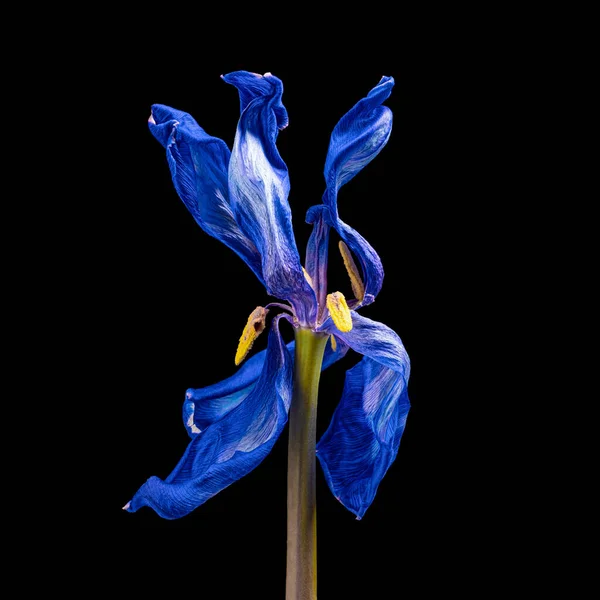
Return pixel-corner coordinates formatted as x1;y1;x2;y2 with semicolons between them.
49;31;519;598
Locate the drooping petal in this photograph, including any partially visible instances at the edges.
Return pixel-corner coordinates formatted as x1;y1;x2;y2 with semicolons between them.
306;205;382;308
305;205;331;320
317;312;410;518
319;76;395;304
224;72;316;323
317;358;409;520
183;333;349;437
331;218;381;307
125;316;292;519
148;104;264;284
320;312;409;374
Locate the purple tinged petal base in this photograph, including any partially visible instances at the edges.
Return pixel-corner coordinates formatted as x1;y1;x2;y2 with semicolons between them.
125;329;349;519
183;334;349;437
148;104;264;283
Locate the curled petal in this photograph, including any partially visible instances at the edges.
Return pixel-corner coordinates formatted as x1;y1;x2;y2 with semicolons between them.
183;333;349;437
323;76;395;220
125;317;293;519
317;357;409;519
321;312;409;374
332;218;383;307
148;104;264;283
224;72;315;323
318;312;410;518
318;76;394;303
221;71;288;128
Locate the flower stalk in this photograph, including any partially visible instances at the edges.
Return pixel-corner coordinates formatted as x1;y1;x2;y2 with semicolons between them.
286;328;329;600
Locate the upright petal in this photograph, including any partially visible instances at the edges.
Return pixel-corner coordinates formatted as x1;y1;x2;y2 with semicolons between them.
149;104;264;284
320;76;395;304
224;72;315;323
323;76;395;221
320;312;409;375
305;205;331;321
317;312;410;518
183;333;349;437
126;316;292;519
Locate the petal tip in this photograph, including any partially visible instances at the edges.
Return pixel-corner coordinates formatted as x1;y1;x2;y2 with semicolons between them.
148;113;156;125
122;501;131;511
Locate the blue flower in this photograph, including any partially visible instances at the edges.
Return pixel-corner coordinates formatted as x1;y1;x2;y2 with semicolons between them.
125;72;410;520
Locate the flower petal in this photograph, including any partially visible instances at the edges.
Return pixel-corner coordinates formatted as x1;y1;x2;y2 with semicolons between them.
330;218;382;307
221;71;288;129
125;317;293;519
319;76;395;304
323;76;395;221
321;311;409;373
305;205;331;321
317;312;410;518
183;333;349;437
223;72;315;323
148;104;264;284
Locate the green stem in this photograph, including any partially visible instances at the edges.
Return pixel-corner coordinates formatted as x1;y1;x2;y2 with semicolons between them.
286;328;328;600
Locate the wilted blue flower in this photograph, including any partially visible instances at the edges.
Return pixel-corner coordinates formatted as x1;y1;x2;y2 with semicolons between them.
125;71;410;520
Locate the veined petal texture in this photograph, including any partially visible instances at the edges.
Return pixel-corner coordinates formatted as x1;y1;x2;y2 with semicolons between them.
224;72;315;322
317;312;410;518
183;335;349;437
323;76;395;220
149;104;264;283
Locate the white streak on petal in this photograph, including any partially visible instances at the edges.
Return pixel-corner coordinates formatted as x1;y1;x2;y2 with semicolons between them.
186;402;202;434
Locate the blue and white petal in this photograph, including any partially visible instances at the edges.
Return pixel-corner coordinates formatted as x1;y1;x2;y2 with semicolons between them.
224;72;316;323
319;76;395;304
323;76;395;221
148;104;264;283
317;312;410;518
125;317;293;519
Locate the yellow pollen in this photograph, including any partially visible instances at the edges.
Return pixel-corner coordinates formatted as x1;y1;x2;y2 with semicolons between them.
326;292;353;332
339;241;365;302
235;306;269;366
330;334;337;351
302;267;314;291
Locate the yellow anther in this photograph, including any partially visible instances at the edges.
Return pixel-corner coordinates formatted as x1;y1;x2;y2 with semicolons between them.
326;291;353;332
330;334;337;351
235;306;269;366
339;241;365;302
302;267;314;291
